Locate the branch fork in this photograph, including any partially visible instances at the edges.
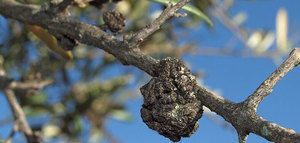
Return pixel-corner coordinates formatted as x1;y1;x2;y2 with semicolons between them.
0;0;300;142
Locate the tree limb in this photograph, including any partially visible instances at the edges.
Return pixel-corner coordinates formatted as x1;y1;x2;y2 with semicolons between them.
49;0;74;14
0;0;160;76
244;48;300;109
9;80;53;90
129;0;191;44
0;0;300;142
3;89;39;143
5;123;18;143
0;75;53;91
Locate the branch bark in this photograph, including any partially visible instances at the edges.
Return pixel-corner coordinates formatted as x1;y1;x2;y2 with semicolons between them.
5;123;17;143
244;48;300;109
0;76;50;142
0;0;300;142
49;0;74;13
0;75;53;90
0;70;52;143
129;0;191;44
9;80;53;90
3;89;39;143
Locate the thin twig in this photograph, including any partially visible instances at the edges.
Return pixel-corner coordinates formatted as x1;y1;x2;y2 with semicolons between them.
48;0;74;14
129;0;192;44
102;126;120;143
9;80;53;90
3;89;38;143
0;76;53;90
0;0;300;142
244;48;300;108
5;123;18;143
210;1;248;45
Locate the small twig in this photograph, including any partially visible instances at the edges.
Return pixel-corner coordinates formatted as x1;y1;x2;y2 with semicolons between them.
244;48;300;109
9;80;53;90
210;2;248;45
0;75;53;90
102;126;120;143
5;123;18;143
48;0;74;14
129;0;192;44
1;0;300;142
3;89;39;143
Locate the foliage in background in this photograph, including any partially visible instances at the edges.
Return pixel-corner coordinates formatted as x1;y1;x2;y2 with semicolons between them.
0;0;295;142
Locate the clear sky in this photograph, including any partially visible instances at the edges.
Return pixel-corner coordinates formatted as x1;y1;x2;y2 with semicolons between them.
106;1;300;143
0;0;300;143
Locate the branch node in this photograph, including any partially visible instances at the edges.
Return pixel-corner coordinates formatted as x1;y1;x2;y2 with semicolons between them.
140;58;203;142
129;0;192;44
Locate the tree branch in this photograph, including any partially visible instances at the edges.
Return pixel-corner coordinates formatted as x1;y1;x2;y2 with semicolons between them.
0;0;300;142
49;0;74;14
0;0;159;76
5;123;18;143
0;69;51;143
3;89;39;143
210;1;248;45
244;48;300;109
9;80;53;90
0;75;53;91
129;0;191;44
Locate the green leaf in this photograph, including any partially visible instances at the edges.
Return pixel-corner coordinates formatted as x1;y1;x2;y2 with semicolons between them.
148;0;213;26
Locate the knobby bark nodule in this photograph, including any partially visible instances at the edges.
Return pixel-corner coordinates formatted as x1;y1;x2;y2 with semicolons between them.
0;0;299;142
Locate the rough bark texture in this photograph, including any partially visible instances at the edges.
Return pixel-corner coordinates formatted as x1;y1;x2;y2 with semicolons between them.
103;10;126;33
0;0;300;142
140;58;203;142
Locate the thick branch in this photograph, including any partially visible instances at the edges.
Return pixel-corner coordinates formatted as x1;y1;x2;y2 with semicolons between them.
0;0;158;76
0;0;300;142
130;0;191;44
244;48;300;108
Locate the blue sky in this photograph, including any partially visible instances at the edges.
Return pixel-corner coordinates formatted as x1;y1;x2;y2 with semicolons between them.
106;1;300;143
1;0;300;143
